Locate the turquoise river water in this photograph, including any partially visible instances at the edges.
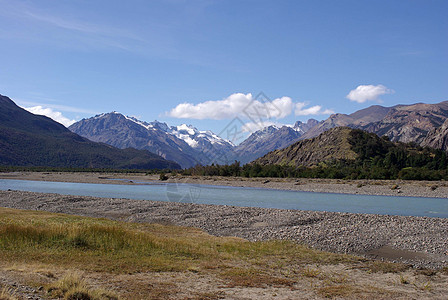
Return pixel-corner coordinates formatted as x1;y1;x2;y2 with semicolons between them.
0;179;447;218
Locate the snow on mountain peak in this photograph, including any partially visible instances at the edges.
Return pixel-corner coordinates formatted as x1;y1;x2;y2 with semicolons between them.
123;115;154;130
175;124;197;135
93;113;106;119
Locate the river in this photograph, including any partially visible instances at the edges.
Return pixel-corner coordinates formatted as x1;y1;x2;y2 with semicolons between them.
0;179;447;218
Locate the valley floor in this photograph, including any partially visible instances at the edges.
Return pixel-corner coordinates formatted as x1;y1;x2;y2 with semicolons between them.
0;172;447;299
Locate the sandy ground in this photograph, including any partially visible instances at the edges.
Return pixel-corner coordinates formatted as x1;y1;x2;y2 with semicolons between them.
1;171;448;198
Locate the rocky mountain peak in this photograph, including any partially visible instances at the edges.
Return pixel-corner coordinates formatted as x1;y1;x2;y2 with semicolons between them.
421;118;448;152
293;119;319;133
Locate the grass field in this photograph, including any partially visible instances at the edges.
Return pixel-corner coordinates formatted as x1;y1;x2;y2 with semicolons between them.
0;207;446;299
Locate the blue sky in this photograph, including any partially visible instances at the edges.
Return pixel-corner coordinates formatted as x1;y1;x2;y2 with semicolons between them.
1;0;447;142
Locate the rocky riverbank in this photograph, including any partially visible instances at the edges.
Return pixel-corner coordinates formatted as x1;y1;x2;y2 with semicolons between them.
1;190;447;269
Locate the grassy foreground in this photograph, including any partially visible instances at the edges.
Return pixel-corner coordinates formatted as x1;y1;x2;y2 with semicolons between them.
0;207;446;299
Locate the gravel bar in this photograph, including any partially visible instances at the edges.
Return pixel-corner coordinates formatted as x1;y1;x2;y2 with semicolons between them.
1;190;447;269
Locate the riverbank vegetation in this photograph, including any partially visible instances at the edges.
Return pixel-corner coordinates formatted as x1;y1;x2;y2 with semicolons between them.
1;207;445;299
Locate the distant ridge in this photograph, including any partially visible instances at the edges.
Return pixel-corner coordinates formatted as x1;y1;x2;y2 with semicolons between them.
0;94;180;169
300;101;448;145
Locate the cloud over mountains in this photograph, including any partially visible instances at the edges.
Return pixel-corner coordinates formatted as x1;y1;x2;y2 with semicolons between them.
23;106;76;127
167;93;333;120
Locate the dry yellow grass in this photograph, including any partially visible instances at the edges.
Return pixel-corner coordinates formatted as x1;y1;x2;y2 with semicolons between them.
0;207;446;299
46;273;118;300
0;287;18;300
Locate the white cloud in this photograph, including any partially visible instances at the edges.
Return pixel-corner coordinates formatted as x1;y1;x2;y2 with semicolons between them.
168;93;334;121
295;103;334;116
24;106;77;127
346;84;394;103
17;99;98;114
168;93;294;120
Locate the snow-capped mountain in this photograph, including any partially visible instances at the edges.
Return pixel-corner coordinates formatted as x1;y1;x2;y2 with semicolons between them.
69;112;234;168
170;124;234;149
124;117;235;162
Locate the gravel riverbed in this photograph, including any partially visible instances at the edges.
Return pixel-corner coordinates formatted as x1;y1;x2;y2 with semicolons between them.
1;189;447;269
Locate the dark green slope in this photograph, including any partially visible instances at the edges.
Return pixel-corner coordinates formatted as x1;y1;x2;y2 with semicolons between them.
0;94;180;169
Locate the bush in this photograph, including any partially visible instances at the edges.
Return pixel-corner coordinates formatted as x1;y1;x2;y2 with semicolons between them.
159;172;168;181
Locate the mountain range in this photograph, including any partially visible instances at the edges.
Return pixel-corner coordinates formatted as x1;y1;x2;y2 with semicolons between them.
69;112;234;168
0;94;180;170
69;101;448;168
2;89;445;170
301;101;448;143
70;113;320;167
230;119;319;164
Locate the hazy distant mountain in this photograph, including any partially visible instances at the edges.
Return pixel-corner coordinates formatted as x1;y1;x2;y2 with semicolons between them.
70;113;321;166
69;113;234;168
232;119;318;164
69;113;198;168
300;105;393;140
0;94;180;169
